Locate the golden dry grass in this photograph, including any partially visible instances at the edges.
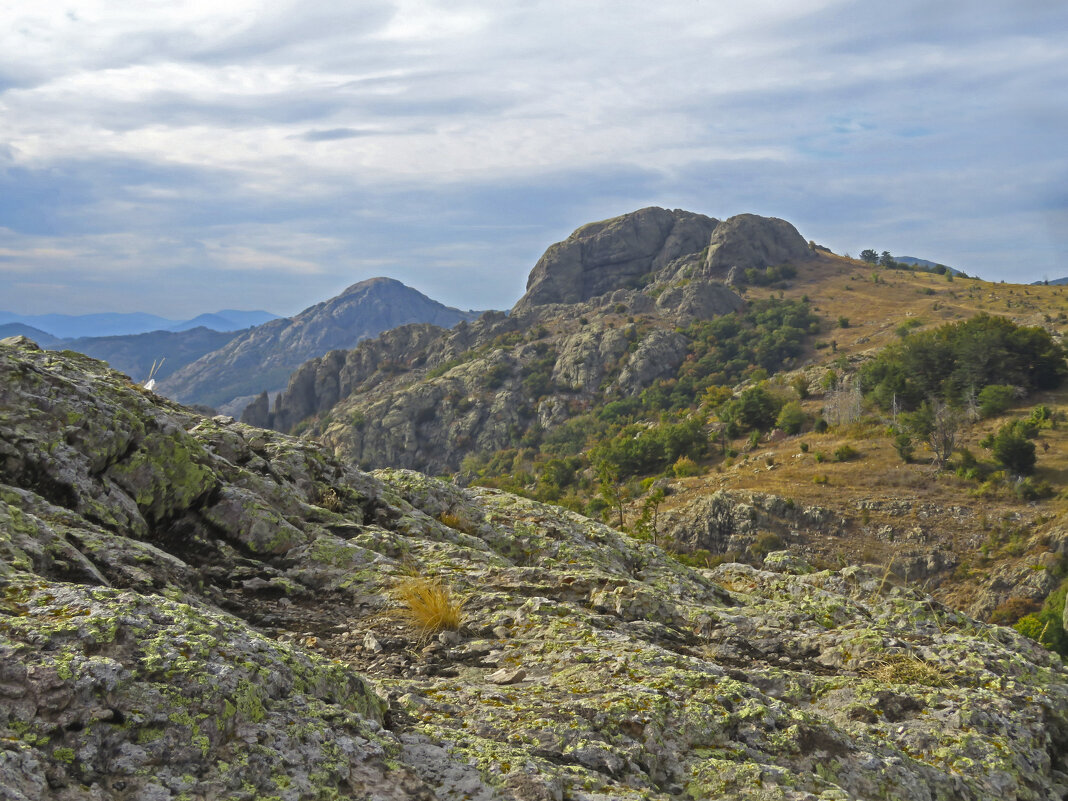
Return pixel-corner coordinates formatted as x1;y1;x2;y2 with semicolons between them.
865;653;949;688
652;254;1068;611
392;576;464;636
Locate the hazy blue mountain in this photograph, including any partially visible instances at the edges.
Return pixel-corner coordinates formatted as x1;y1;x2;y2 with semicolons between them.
0;323;60;346
1032;277;1068;286
169;310;280;332
50;327;241;384
0;311;180;339
0;309;280;339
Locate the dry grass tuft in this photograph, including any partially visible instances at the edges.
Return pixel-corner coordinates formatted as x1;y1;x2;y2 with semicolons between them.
316;487;343;512
393;576;464;636
438;511;466;530
866;653;948;687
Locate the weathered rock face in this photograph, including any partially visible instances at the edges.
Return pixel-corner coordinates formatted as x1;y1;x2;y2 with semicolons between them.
700;213;812;278
551;325;630;393
250;283;749;475
157;277;482;413
614;329;690;394
661;490;841;555
654;279;745;322
2;338;1068;800
514;207;720;311
254;322;450;434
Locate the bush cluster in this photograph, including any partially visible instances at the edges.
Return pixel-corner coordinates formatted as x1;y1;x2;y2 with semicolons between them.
861;314;1066;411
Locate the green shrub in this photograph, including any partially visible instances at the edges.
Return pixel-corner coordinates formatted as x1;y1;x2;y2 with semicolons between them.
1014;477;1054;501
1013;578;1068;656
672;456;702;477
591;417;707;479
776;401;805;435
977;384;1016;418
989;597;1040;625
750;532;785;558
483;362;512;390
892;432;913;463
988;422;1037;475
719;385;783;433
861;313;1067;411
833;444;860;462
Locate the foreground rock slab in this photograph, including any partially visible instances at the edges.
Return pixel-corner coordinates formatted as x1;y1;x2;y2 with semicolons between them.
1;336;1067;800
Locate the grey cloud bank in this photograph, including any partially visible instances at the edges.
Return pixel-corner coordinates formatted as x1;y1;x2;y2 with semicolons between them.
1;0;1066;316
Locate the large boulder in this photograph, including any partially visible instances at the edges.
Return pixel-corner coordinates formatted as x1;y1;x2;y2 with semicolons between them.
699;213;812;278
514;207;720;311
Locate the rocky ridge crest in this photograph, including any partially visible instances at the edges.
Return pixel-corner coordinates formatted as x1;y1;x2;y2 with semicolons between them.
2;337;1068;799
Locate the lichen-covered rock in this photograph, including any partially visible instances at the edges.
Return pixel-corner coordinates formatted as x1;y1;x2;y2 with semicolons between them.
0;577;398;801
3;339;1068;801
551;326;629;393
661;489;840;556
654;279;744;322
369;473;1068;801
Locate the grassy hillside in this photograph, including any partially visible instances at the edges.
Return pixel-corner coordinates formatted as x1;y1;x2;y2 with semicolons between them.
461;253;1068;644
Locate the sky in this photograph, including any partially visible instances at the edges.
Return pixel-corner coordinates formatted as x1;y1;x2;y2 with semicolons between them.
2;0;1067;317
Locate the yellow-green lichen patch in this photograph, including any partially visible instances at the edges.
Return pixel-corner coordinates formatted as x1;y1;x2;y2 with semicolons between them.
103;431;216;523
0;573;395;799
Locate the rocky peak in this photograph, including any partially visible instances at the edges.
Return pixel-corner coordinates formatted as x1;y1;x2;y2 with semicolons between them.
513;207;721;312
155;277;482;414
699;213;812;279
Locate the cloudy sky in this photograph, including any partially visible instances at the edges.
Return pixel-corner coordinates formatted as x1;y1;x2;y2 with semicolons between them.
2;1;1067;317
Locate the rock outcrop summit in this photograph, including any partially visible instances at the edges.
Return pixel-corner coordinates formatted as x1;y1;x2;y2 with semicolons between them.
514;208;810;312
243;208;812;474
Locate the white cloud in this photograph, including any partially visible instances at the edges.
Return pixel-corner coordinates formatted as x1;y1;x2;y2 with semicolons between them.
0;0;1066;313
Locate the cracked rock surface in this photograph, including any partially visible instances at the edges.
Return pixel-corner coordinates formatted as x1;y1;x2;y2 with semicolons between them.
2;337;1068;800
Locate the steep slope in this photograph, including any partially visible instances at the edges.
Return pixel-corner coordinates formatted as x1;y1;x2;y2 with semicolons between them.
2;336;1067;800
49;326;239;384
157;277;483;413
250;208;811;472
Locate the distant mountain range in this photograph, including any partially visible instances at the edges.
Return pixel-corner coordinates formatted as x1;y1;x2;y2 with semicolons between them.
894;256;965;276
52;328;241;385
3;280;483;415
0;323;62;346
0;309;279;339
154;277;484;414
